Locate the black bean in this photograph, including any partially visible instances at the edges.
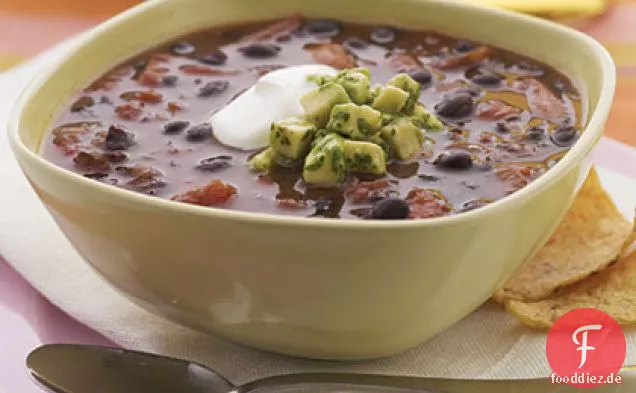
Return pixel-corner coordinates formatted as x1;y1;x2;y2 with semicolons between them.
418;173;441;181
161;75;179;87
370;27;396;45
433;151;473;169
368;198;410;220
186;123;213;141
197;51;228;66
408;68;433;85
237;43;281;59
171;41;196;55
83;172;108;180
276;34;292;43
455;40;475;53
551;126;579;147
99;96;113;105
344;37;369;50
526;125;546;141
103;151;128;163
105;126;135;151
435;94;475;118
163;120;190;134
496;122;509;133
304;19;340;37
196;156;233;172
198;80;230;98
70;96;95;112
471;73;502;87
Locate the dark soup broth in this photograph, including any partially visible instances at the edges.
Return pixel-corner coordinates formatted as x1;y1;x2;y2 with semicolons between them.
40;15;584;220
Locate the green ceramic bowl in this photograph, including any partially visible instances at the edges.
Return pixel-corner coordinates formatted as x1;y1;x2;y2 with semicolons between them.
8;0;614;360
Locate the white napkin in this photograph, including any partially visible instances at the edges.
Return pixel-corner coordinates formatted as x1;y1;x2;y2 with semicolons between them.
1;37;636;384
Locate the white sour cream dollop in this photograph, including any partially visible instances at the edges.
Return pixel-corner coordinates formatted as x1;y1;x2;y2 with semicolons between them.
209;64;337;150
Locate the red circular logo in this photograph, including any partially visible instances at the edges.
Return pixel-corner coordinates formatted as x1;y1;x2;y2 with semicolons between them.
546;308;626;388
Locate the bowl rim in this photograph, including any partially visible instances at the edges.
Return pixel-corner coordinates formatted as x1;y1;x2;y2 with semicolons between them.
7;0;616;230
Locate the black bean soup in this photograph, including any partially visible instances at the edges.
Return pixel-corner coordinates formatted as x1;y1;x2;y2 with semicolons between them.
41;16;584;220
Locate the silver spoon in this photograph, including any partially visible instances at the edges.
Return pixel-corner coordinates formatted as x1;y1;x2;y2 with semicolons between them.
26;344;635;393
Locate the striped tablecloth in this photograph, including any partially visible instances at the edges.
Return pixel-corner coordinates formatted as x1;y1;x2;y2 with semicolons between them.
0;0;634;147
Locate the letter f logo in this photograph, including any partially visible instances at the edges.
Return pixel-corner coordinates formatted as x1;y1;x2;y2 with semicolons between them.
572;324;602;368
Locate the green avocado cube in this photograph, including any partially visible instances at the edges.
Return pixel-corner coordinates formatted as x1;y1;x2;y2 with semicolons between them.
380;117;425;161
300;82;351;127
388;73;421;114
369;134;391;157
302;133;346;186
411;104;444;131
372;85;410;114
269;117;316;160
343;139;387;176
248;147;274;172
347;67;371;78
336;69;370;105
326;103;382;140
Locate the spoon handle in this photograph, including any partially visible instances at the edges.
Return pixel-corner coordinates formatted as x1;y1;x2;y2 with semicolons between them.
236;370;636;393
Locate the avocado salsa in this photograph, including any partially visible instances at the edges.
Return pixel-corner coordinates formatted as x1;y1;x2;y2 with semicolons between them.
40;16;584;219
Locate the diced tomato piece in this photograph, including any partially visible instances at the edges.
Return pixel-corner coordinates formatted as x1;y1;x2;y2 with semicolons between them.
73;151;111;172
138;72;161;87
405;188;452;219
52;123;93;155
120;90;164;104
388;53;421;71
432;46;490;70
167;101;185;114
345;179;393;203
171;179;237;206
514;78;572;125
306;42;356;69
240;15;303;42
476;100;522;120
115;103;143;120
496;163;545;193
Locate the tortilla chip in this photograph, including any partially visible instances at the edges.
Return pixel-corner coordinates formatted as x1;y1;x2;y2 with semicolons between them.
493;167;634;303
505;250;636;329
621;227;636;258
